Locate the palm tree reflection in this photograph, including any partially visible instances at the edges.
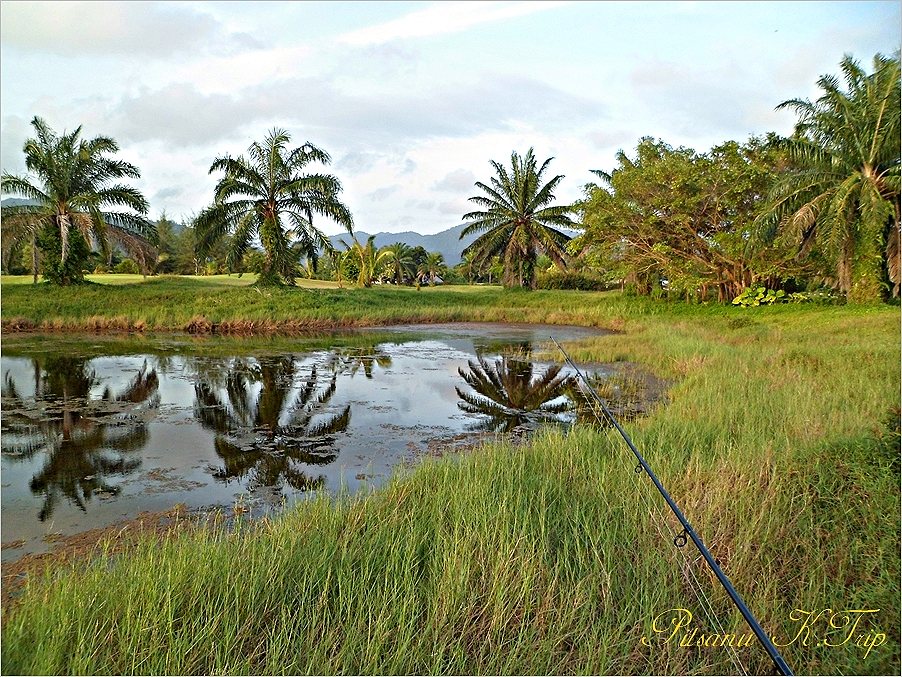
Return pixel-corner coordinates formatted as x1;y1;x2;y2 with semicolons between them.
194;356;350;494
1;357;159;521
456;344;658;433
456;355;576;433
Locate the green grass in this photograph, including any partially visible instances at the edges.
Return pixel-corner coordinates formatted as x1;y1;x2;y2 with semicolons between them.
0;283;899;675
0;274;807;334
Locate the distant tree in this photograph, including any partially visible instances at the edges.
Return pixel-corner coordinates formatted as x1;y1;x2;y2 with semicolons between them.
418;251;447;285
340;235;390;287
577;136;800;300
171;225;201;275
153;213;181;274
194;128;353;286
760;53;901;301
0;116;156;285
461;148;574;289
381;241;417;284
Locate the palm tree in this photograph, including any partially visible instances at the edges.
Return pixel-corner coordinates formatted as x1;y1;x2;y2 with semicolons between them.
339;235;390;287
194;128;354;287
418;251;446;285
381;242;417;284
0;116;156;285
761;53;901;302
461;148;575;289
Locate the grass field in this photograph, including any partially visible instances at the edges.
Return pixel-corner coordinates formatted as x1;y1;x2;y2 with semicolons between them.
1;278;899;675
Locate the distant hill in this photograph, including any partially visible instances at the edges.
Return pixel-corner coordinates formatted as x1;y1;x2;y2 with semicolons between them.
328;223;579;265
328;224;474;265
1;198;40;208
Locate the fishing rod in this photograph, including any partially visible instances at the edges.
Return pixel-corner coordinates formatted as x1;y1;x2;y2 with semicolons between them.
550;337;793;676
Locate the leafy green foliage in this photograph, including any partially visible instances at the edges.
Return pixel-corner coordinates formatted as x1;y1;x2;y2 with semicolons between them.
577;136;798;301
462;148;574;289
113;258;140;275
535;269;612;291
732;286;838;307
760;52;901;302
35;222;90;285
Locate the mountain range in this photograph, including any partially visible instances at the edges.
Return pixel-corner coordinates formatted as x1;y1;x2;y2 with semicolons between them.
328;223;580;265
328;224;474;265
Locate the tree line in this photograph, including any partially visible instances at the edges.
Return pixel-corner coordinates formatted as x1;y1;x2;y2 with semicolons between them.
1;52;898;303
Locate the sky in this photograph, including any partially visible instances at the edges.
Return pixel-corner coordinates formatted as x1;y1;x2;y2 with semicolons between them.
1;1;899;235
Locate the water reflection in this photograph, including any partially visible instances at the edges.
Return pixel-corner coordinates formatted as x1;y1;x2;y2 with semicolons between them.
1;357;159;521
455;345;657;433
193;356;351;495
456;354;575;433
330;346;392;379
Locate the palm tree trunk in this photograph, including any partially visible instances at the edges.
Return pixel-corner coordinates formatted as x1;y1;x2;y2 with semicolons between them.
31;232;38;284
848;228;884;303
886;219;900;298
58;213;70;265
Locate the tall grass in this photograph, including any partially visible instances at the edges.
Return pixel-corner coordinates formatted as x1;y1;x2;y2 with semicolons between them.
1;290;899;675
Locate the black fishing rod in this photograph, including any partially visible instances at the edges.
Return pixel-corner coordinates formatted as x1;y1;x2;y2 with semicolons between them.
551;337;793;676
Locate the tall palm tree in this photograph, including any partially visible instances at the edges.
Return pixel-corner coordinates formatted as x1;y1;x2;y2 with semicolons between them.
194;128;354;287
0;116;156;285
761;53;901;301
381;241;417;284
461;148;575;289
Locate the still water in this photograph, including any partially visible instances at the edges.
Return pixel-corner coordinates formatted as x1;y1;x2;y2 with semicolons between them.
1;323;655;559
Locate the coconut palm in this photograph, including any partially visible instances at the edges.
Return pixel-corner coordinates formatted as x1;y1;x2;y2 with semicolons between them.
194;128;354;286
761;53;901;301
381;241;417;284
0;116;156;285
461;148;575;289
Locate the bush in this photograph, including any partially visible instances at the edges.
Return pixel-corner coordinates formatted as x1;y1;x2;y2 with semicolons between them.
732;286;838;307
113;258;140;274
36;223;90;285
536;270;614;291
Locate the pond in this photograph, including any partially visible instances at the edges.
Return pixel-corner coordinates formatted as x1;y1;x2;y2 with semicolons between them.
0;323;663;560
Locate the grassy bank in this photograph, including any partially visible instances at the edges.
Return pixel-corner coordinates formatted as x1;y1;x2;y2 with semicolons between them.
2;274;743;334
1;286;899;674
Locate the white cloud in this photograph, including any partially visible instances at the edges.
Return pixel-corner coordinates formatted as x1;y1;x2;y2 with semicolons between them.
337;1;570;45
433;169;478;192
0;2;251;57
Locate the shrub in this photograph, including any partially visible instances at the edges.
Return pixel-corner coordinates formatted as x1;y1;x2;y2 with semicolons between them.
732;286;838;307
536;270;614;291
113;258;140;274
36;222;90;285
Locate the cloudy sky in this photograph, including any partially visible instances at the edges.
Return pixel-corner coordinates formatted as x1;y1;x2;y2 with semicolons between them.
1;1;898;235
